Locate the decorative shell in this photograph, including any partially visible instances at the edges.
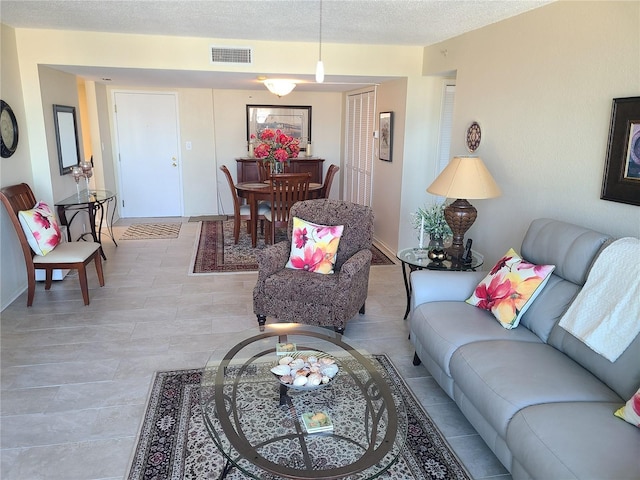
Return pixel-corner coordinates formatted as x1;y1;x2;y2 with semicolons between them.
272;351;339;390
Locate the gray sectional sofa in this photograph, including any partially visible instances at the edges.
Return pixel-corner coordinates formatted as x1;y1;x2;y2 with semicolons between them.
409;218;640;479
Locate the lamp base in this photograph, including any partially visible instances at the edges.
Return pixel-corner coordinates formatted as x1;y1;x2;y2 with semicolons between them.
444;199;477;260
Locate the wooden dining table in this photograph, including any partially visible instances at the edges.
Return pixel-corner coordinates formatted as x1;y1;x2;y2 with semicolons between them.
235;181;323;247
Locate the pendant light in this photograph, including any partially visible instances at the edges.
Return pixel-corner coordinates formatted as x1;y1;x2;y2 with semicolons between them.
315;0;325;83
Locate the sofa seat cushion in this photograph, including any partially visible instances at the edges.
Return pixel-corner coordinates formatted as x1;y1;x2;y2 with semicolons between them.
507;402;640;480
264;267;340;304
411;302;542;377
450;340;622;438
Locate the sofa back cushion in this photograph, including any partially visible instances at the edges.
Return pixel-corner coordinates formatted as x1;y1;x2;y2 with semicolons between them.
517;218;611;342
549;326;640;400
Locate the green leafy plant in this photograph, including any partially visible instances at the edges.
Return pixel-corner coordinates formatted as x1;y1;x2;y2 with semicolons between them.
412;203;452;240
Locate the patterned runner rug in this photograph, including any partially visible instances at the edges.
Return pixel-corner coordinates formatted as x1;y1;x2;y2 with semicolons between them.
127;355;470;480
120;223;182;240
190;220;395;274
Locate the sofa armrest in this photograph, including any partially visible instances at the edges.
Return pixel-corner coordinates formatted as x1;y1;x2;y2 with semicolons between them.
410;269;487;310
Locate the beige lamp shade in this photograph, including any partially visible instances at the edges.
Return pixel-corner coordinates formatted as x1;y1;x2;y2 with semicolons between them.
263;79;297;97
427;156;501;199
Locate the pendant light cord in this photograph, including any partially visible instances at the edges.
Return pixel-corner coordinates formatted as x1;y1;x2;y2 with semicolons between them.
318;0;322;61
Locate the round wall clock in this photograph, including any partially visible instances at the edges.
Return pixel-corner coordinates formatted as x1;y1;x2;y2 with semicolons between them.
1;100;19;158
466;121;481;153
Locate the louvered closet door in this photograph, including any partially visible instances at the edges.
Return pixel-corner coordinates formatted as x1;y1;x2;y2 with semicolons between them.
345;89;375;206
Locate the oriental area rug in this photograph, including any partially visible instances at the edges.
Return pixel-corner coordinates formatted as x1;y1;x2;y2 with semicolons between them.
189;219;395;274
127;355;471;480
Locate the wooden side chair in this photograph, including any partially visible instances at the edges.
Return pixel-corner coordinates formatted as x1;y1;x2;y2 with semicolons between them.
320;164;340;198
0;183;105;306
220;165;269;244
264;172;311;244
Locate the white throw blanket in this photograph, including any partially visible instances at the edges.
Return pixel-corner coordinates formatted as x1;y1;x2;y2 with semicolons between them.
558;237;640;362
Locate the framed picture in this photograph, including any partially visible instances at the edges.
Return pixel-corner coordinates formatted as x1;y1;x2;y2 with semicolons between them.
379;111;393;162
246;105;311;151
601;97;640;206
52;104;81;175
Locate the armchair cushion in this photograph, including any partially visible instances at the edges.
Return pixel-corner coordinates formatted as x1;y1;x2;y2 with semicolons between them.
18;201;62;256
285;217;344;274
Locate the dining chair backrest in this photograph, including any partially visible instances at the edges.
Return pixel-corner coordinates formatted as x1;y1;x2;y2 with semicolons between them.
220;165;241;214
257;160;270;182
0;183;38;264
266;173;311;243
321;164;340;199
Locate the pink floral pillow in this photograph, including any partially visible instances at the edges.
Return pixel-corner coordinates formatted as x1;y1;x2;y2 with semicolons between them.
286;217;344;274
466;248;555;329
614;388;640;427
18;201;62;256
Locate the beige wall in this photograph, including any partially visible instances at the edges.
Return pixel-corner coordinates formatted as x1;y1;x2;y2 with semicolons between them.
421;0;640;266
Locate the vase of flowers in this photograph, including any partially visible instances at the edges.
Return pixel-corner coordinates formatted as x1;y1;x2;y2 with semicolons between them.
251;128;301;173
412;203;452;250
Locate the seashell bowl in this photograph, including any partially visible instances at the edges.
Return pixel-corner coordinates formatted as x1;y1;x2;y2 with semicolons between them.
271;351;339;390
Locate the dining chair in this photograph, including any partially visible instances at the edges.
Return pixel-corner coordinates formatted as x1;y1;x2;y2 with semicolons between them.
264;172;311;244
220;165;269;244
0;183;105;306
257;160;271;182
320;164;340;198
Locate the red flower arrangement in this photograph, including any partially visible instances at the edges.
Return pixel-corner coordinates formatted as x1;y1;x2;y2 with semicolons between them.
251;129;300;166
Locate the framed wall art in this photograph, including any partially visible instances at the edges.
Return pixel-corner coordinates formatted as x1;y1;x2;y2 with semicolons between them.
53;104;81;175
246;105;311;151
379;111;393;162
601;96;640;206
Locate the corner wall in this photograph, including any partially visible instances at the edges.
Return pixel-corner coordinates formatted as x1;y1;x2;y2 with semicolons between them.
422;0;640;266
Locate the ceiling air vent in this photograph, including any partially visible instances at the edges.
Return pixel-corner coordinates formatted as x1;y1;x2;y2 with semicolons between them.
210;46;253;64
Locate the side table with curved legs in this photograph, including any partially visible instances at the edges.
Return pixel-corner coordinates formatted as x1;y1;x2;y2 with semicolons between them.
396;248;484;320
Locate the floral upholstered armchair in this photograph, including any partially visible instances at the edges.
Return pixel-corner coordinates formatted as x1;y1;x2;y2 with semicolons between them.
253;199;374;333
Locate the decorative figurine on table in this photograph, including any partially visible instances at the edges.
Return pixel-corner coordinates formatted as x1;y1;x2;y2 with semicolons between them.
412;203;452;263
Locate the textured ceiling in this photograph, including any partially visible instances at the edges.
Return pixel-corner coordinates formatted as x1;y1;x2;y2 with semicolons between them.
1;0;551;90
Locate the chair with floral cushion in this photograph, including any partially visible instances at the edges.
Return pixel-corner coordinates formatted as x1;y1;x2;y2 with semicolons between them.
253;198;374;333
0;183;105;306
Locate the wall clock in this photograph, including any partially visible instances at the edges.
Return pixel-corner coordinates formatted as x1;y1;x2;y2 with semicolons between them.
466;121;481;153
1;100;19;158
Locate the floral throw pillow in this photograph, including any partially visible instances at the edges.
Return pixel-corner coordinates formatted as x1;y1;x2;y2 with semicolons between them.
466;248;555;329
614;387;640;428
18;201;62;256
285;217;344;274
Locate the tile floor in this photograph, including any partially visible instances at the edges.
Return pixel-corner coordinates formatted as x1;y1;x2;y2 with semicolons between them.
0;219;510;480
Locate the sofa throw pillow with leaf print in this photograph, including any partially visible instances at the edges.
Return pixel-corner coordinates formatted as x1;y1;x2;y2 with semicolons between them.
286;217;344;274
466;248;555;329
18;201;62;256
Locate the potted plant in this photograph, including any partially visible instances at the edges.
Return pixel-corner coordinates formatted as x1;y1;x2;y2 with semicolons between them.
412;203;452;249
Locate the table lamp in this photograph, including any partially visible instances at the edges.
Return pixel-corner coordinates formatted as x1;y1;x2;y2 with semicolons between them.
427;156;501;260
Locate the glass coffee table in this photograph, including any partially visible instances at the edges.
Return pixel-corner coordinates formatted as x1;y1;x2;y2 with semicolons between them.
200;323;407;479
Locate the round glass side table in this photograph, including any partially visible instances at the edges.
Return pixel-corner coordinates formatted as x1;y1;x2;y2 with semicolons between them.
396;247;484;320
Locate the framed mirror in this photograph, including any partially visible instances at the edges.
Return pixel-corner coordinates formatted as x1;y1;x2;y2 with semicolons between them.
53;104;81;175
247;105;311;151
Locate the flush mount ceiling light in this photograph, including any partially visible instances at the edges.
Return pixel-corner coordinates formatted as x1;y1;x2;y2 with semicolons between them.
263;79;297;97
315;0;325;83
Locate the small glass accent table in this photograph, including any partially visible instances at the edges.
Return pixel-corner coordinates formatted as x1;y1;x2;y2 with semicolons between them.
200;323;408;479
396;247;484;320
55;189;117;260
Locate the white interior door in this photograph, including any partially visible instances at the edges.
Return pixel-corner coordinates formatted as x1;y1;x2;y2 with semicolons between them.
114;91;182;217
344;89;375;206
